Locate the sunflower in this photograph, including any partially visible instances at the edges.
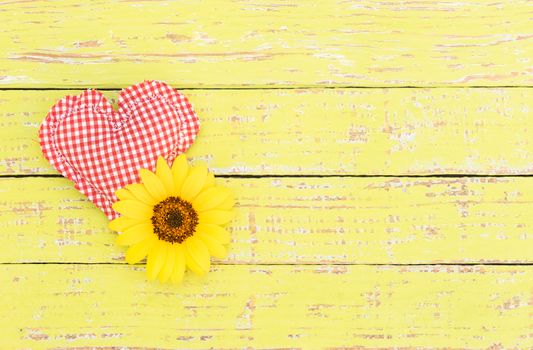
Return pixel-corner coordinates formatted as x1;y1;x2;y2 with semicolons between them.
108;155;234;284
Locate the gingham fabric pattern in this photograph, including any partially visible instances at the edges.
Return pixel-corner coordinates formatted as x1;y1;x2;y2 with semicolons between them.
39;80;200;220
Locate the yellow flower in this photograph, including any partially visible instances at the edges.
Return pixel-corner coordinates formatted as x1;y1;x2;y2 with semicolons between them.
109;155;234;284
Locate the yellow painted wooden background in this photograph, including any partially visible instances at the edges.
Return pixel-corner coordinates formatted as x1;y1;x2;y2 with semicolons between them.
0;1;532;349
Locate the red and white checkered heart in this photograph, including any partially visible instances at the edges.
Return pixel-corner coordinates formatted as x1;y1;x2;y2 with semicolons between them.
39;80;200;220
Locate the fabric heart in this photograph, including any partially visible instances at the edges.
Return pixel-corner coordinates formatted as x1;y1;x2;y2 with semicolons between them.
39;80;200;220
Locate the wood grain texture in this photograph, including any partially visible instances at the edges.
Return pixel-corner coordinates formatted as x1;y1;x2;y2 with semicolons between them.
1;265;531;349
0;0;532;88
2;88;533;176
2;1;533;348
2;176;533;264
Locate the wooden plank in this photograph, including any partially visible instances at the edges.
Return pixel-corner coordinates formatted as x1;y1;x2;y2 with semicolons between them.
0;1;532;88
2;176;533;264
2;88;533;176
1;264;531;348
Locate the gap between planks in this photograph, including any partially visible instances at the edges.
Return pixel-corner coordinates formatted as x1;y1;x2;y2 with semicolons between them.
1;262;533;266
1;86;533;91
4;174;533;179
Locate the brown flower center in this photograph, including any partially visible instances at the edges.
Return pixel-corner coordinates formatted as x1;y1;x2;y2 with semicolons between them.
151;196;198;243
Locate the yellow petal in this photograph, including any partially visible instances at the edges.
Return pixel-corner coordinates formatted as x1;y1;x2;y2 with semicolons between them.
126;183;157;205
184;250;205;276
196;231;227;258
139;168;168;202
109;216;145;232
146;240;167;281
112;200;153;219
158;242;175;283
156;156;175;195
116;223;152;246
170;244;186;284
171;154;189;195
202;171;215;190
193;187;231;212
199;210;235;225
125;235;156;264
180;165;208;201
184;236;210;275
217;195;235;210
115;188;136;201
196;223;231;244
